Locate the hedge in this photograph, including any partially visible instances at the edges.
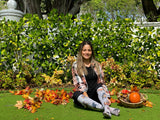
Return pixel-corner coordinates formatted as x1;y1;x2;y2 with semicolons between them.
0;10;159;89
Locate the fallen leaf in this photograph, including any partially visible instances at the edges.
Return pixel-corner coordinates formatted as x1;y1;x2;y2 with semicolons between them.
31;106;37;113
116;99;121;103
14;101;23;109
9;90;14;94
142;109;145;112
143;101;153;108
72;88;76;92
110;97;116;103
14;88;72;113
15;90;23;95
68;92;73;98
10;86;33;95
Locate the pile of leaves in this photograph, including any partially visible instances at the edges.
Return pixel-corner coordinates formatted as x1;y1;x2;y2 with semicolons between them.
10;86;73;113
109;86;153;108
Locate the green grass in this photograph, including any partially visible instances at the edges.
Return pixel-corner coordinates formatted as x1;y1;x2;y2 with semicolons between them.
0;88;160;120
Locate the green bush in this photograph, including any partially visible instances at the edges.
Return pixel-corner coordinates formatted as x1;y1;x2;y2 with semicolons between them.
0;11;159;89
31;74;45;87
102;58;159;88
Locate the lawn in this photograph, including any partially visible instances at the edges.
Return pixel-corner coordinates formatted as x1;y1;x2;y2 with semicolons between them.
0;88;160;120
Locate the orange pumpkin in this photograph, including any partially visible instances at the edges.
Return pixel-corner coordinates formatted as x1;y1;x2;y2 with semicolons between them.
129;92;141;103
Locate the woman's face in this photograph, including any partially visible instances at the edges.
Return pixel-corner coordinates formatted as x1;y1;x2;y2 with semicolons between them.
81;44;92;60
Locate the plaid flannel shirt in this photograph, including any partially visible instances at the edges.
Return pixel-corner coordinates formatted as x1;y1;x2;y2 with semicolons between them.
72;61;110;97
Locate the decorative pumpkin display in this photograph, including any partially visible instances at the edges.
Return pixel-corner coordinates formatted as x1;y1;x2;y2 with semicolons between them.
117;86;149;108
129;92;141;103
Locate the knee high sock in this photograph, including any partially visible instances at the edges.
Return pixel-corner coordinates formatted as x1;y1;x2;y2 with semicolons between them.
77;94;103;111
109;107;120;116
97;87;120;116
97;87;111;114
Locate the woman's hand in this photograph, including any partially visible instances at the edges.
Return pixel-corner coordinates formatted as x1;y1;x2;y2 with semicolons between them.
107;99;111;106
83;92;89;97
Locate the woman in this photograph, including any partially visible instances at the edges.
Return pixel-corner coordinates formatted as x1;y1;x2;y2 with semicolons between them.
72;41;120;118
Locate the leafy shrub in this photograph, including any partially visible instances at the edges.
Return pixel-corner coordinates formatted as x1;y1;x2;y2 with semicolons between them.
41;69;64;87
0;70;15;89
14;77;27;89
101;58;127;87
0;11;159;89
31;74;45;87
102;58;159;88
155;81;160;89
127;60;159;87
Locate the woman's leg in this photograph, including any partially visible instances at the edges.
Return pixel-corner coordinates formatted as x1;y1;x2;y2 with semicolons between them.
109;107;120;116
77;94;103;111
72;91;103;111
97;87;120;117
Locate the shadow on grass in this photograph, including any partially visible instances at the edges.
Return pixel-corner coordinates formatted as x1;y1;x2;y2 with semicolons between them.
73;101;118;119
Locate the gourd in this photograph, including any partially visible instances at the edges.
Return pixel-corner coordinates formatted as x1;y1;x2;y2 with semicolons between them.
129;92;141;103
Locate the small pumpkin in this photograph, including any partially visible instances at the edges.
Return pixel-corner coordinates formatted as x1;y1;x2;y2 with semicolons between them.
129;92;141;103
121;89;129;94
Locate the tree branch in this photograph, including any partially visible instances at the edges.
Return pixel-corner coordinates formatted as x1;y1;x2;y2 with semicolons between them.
141;0;159;22
69;0;88;16
45;0;52;14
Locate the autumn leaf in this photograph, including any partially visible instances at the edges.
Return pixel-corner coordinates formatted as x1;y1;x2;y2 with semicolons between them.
61;100;68;105
68;92;73;98
25;86;30;91
14;90;23;95
31;106;37;113
14;88;72;113
10;87;33;95
27;89;33;95
14;101;23;109
22;94;29;99
35;89;44;100
9;90;14;94
45;89;51;94
110;97;116;103
143;101;153;108
142;109;145;112
131;85;139;92
72;88;76;92
61;89;65;94
110;88;117;96
129;118;133;120
116;99;120;103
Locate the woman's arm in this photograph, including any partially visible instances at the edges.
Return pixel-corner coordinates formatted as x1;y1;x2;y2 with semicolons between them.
72;62;88;92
